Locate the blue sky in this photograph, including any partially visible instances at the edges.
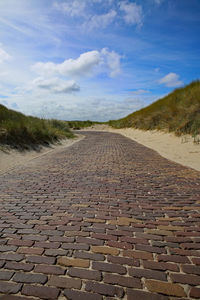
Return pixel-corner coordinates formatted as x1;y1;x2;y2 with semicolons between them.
0;0;199;121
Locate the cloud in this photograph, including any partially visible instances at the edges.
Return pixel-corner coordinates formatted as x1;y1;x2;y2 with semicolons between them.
32;49;122;78
85;10;117;30
154;0;163;5
158;72;183;87
53;1;86;17
32;50;102;77
131;89;150;95
32;77;80;93
101;48;121;77
119;1;143;27
0;45;11;63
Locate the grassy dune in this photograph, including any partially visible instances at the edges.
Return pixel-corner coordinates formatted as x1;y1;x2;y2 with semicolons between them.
108;80;200;137
0;104;74;150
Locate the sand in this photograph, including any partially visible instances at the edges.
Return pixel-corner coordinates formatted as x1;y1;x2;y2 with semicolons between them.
0;134;84;174
83;124;200;172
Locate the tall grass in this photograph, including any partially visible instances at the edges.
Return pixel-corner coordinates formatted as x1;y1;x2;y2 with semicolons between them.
66;120;100;130
108;80;200;136
0;104;74;150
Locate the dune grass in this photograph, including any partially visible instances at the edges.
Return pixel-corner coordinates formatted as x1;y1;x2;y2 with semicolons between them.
108;80;200;138
66;120;101;130
0;104;74;150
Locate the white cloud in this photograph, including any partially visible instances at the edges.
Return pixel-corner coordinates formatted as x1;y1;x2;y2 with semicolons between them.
131;89;150;95
102;48;121;77
85;10;117;30
53;1;86;17
32;50;102;77
119;1;143;27
0;45;11;63
158;72;183;87
154;0;163;5
32;77;80;93
32;49;122;78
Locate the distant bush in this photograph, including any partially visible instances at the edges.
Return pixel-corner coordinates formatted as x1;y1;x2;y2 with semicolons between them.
66;120;100;129
108;80;200;136
0;104;74;150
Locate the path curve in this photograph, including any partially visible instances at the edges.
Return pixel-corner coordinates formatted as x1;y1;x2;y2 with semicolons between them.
0;131;200;300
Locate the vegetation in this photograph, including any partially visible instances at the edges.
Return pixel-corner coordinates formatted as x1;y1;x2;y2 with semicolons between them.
0;104;74;150
108;80;200;137
66;120;101;130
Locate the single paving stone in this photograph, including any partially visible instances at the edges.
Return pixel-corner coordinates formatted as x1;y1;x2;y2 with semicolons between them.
5;261;34;271
68;267;101;280
34;264;65;275
0;282;22;294
92;261;127;274
26;255;56;264
57;257;90;268
64;288;103;300
17;247;44;255
143;260;179;272
123;250;153;260
190;287;200;299
85;281;124;298
145;279;186;297
8;239;34;247
0;270;14;280
104;273;141;288
171;273;200;285
0;253;24;261
91;246;120;255
48;275;82;289
0;296;36;300
13;272;47;284
129;267;167;281
107;255;140;267
74;250;105;261
127;288;169;300
22;284;59;299
0;245;18;252
182;264;200;275
61;243;89;250
44;249;69;256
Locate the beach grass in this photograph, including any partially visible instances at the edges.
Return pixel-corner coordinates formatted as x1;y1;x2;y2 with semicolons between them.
108;80;200;137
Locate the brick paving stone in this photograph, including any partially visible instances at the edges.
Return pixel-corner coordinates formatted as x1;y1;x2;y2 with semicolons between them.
48;275;82;289
22;284;59;299
127;289;169;300
145;279;187;297
0;282;22;293
0;296;36;300
13;272;47;284
64;288;103;300
1;131;200;300
85;281;124;297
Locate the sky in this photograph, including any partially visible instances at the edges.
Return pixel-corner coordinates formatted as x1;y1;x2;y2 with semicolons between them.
0;0;199;121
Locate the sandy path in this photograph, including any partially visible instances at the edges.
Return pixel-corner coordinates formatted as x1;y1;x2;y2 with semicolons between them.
0;134;84;174
83;125;200;172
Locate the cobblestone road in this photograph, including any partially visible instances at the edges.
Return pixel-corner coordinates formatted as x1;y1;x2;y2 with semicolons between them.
0;131;200;300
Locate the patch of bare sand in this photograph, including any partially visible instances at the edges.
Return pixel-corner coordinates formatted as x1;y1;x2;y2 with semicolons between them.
0;134;84;174
83;125;200;172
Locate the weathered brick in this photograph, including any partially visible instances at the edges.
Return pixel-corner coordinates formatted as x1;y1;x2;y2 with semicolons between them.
74;250;105;261
0;245;18;252
91;233;117;241
8;239;34;247
104;273;141;288
190;287;200;299
123;250;153;260
127;288;168;300
0;253;24;261
145;279;186;297
62;243;89;250
68;267;101;280
91;246;119;255
129;267;167;281
143;260;179;272
0;270;14;280
171;273;200;285
34;264;65;275
13;272;47;284
85;281;124;297
17;247;44;255
0;282;22;293
5;261;34;271
0;296;36;300
34;241;60;249
107;240;132;250
92;261;126;274
158;254;190;263
57;257;90;268
107;255;140;267
192;257;200;265
48;275;81;289
44;249;69;256
22;284;59;299
64;288;103;300
135;244;166;254
26;255;56;264
182;264;200;275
